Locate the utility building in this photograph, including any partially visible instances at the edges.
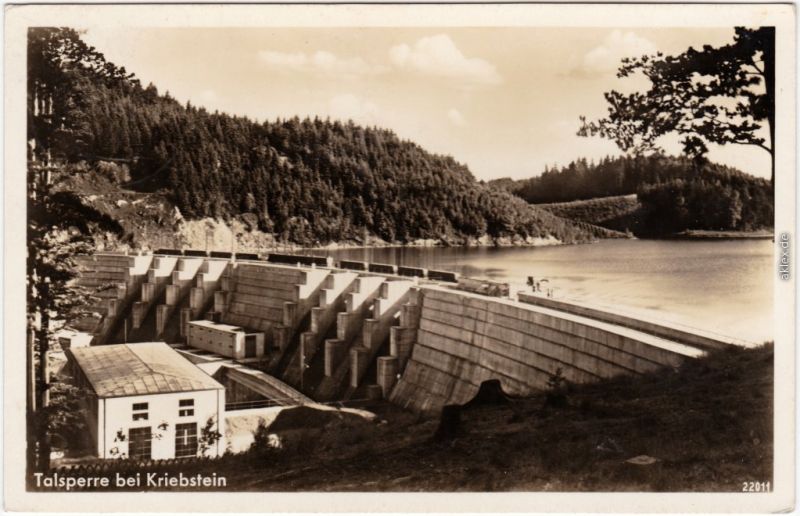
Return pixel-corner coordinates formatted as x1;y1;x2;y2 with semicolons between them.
186;320;265;360
66;342;225;460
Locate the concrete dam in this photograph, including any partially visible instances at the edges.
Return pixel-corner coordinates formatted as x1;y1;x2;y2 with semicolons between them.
70;250;734;415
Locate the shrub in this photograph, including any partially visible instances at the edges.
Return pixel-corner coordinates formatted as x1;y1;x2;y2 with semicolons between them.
544;368;569;409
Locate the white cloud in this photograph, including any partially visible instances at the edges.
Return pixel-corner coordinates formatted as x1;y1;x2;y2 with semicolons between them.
580;30;658;76
447;108;465;127
389;34;502;87
258;50;387;77
258;50;306;69
328;94;382;126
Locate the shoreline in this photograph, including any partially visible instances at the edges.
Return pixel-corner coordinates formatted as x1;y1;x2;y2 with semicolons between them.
297;235;571;252
298;230;775;253
277;230;773;255
666;229;774;240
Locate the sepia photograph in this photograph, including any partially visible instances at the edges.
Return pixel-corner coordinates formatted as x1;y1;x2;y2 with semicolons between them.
4;3;796;513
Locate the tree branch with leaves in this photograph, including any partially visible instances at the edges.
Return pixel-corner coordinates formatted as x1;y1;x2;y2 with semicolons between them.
579;27;775;184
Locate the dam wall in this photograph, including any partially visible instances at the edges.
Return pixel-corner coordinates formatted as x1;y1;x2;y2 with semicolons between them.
155;257;205;339
206;262;330;372
72;252;153;344
348;279;416;392
517;293;740;350
389;286;706;414
73;250;726;416
130;256;179;329
282;271;360;387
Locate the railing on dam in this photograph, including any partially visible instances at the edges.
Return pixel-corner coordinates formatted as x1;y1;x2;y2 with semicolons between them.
151;248;461;284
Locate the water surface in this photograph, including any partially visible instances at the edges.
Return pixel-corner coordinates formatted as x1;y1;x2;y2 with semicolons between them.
321;240;774;344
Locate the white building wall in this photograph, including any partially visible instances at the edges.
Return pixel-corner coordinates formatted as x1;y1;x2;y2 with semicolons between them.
187;322;264;359
187;323;240;357
98;389;225;460
92;395;102;457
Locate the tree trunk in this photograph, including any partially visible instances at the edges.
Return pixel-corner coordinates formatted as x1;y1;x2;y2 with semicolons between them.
27;327;37;478
763;27;775;186
36;287;51;473
770;149;775;188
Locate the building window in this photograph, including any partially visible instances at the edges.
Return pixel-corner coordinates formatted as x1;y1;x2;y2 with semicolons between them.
178;399;194;417
175;423;197;458
132;402;148;421
128;427;152;460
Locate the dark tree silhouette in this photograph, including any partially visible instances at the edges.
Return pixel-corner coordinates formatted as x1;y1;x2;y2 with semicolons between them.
27;27;127;475
578;27;775;185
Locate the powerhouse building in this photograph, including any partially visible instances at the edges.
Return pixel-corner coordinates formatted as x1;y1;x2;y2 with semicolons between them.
66;342;225;460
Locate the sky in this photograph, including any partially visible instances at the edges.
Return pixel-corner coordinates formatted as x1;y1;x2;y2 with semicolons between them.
83;27;771;181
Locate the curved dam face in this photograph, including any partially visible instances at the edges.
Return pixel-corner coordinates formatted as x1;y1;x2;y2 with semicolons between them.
72;251;729;417
388;286;706;414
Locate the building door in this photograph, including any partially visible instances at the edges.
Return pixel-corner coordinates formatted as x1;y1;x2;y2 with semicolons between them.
128;427;152;460
244;335;257;358
175;423;198;458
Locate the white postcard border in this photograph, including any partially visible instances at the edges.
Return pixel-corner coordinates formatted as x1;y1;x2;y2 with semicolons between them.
3;3;796;513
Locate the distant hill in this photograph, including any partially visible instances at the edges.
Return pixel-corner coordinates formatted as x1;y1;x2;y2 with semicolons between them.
492;155;773;235
535;195;641;234
490;155;767;204
28;28;619;248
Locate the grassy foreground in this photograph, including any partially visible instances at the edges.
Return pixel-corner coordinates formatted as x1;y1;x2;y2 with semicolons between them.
188;343;771;492
66;343;769;492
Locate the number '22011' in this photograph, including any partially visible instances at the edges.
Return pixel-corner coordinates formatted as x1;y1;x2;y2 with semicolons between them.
742;481;771;492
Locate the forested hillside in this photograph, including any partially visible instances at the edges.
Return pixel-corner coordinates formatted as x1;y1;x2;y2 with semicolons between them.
536;195;641;234
29;28;617;247
492;155;773;234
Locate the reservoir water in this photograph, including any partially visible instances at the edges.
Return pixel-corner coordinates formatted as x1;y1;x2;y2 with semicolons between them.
321;239;774;344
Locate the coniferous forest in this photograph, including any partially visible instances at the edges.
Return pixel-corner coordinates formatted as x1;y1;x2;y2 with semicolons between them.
492;155;774;234
29;28;616;247
30;28;771;245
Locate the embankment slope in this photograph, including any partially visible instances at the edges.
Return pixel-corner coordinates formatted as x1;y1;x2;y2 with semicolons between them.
143;343;772;491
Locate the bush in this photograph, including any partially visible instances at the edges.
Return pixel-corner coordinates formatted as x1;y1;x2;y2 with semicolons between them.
95;161;131;183
544;368;569;409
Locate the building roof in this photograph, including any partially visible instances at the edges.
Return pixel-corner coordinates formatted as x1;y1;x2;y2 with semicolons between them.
68;342;223;398
189;319;245;333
